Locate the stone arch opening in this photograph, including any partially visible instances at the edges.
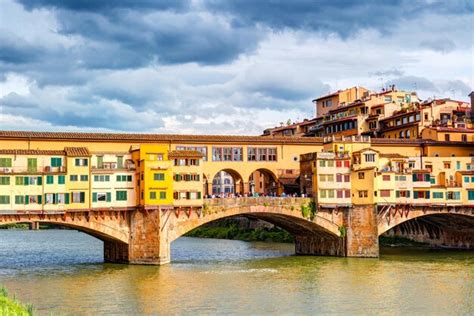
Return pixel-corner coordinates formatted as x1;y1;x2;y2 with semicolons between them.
248;168;278;196
0;220;128;245
210;169;244;196
171;209;343;257
379;213;474;249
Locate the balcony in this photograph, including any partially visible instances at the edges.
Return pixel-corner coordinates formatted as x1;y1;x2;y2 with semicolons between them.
0;166;66;174
92;161;136;171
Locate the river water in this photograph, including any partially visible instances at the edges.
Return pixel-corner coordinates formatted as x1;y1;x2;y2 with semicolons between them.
0;230;472;315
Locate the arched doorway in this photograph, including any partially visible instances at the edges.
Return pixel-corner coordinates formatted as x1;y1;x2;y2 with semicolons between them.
248;169;278;196
210;169;244;196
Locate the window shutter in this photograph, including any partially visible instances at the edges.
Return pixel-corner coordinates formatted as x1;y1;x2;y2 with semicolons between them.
106;192;111;202
426;191;430;199
25;177;29;185
65;193;70;204
80;192;85;202
37;176;42;185
395;191;399;198
412;174;416;181
37;195;42;204
92;193;97;202
197;192;201;199
25;195;29;205
414;191;418;199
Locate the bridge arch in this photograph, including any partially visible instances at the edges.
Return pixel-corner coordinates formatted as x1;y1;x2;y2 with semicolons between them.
248;168;279;195
209;168;245;195
0;214;130;245
167;198;342;244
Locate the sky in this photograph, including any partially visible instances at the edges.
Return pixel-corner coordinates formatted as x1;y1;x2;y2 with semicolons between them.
0;0;473;135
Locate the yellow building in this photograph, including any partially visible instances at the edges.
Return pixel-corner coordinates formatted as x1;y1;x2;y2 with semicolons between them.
313;86;369;117
169;150;204;208
131;144;173;209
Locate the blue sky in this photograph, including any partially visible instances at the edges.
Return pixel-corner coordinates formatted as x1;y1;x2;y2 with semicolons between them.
0;0;473;134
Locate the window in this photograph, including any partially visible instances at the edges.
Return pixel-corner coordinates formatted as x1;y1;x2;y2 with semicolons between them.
430;177;435;184
319;174;326;182
468;190;474;201
358;190;368;198
328;190;335;198
358;172;365;179
396;190;410;198
412;173;430;182
80;175;88;182
382;175;390;181
116;175;132;182
176;146;208;161
46;175;54;184
380;190;390;197
364;154;375;162
432;192;444;199
462;134;467;142
446;191;460;200
0;196;10;204
258;148;267;161
336;174;342;182
117;156;123;169
344;161;350;168
75;158;88;166
0;158;12;167
405;130;410;138
70;175;78;182
154;173;165;181
320;190;327;198
94;175;111;182
213;147;244;161
58;175;65;184
384;96;392;102
71;192;85;203
443;162;451;169
413;191;430;199
319;160;326;167
444;134;450;141
344;174;350;182
15;195;24;204
247;148;256;161
16;177;24;185
424;113;428;120
337;190;343;198
160;191;167;200
50;157;62;167
116;191;127;201
97;156;103;168
0;177;10;185
456;161;460;170
27;158;37;172
344;189;351;198
150;191;157;200
464;176;470;183
336;161;342;168
268;148;277;161
326;174;334;182
327;160;334;167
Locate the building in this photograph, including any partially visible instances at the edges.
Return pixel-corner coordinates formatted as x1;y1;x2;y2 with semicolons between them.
378;98;470;139
313;86;369;117
262;118;317;137
301;136;474;208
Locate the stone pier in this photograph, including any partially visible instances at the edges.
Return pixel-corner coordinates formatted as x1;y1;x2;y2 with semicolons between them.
345;204;379;257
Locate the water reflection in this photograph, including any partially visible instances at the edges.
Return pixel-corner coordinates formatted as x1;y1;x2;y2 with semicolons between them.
0;231;472;315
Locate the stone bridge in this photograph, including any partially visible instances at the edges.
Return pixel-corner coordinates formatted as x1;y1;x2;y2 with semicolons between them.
0;198;473;264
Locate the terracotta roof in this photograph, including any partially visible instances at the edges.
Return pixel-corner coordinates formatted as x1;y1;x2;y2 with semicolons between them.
457;170;474;175
379;153;407;159
427;127;474;133
352;148;380;154
168;150;204;159
0;149;65;156
0;130;324;145
64;147;91;157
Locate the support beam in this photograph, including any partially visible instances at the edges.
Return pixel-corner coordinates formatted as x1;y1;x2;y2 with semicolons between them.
345;204;379;257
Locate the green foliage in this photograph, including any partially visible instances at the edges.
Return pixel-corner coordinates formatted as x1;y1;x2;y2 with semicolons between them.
186;224;294;243
263;202;269;207
338;226;347;238
300;201;317;220
0;286;34;316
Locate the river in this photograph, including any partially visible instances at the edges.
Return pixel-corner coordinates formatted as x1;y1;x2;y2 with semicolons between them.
0;230;472;315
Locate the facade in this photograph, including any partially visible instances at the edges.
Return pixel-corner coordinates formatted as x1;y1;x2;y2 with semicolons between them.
313;86;369;117
301;137;474;207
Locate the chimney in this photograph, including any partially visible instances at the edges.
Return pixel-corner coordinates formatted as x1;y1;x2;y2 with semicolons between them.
470;91;474;118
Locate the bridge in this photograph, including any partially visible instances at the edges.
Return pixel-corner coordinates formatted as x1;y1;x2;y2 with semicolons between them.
1;198;473;264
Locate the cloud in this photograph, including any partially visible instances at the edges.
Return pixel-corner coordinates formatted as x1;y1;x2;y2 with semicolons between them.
17;0;189;12
205;0;473;37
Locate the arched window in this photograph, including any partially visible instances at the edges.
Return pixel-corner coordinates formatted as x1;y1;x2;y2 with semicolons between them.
406;130;410;138
399;131;404;138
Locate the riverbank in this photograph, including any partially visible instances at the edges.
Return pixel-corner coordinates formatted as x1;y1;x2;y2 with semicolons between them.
186;225;294;243
0;286;34;316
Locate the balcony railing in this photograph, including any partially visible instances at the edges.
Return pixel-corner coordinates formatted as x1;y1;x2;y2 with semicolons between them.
204;197;310;208
0;166;66;174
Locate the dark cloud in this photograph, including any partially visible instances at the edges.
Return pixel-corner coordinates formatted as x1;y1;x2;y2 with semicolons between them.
0;35;44;64
386;76;438;92
17;0;189;12
205;0;473;37
370;69;404;77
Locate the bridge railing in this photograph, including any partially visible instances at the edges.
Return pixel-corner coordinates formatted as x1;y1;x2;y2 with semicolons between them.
204;197;311;208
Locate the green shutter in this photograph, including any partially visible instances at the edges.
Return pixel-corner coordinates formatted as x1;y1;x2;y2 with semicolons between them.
25;195;29;205
395;191;400;198
37;176;42;185
47;175;54;184
106;192;111;202
127;175;132;182
37;195;42;204
197;192;202;199
80;192;85;203
93;192;97;202
54;193;59;204
58;175;65;184
24;177;29;185
65;193;70;204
